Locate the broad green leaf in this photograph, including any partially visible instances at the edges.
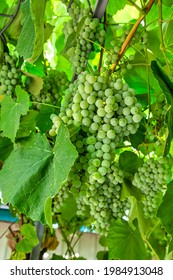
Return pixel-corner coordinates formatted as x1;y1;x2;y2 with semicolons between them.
106;0;127;15
163;19;173;50
107;219;147;260
26;73;43;95
16;224;39;253
129;198;156;236
0;136;13;161
44;197;52;230
157;181;173;234
168;238;173;253
147;30;164;63
16;0;35;58
121;179;143;201
151;61;173;155
16;110;38;138
129;121;146;149
0;124;77;222
44;22;54;43
5;10;22;42
55;34;65;55
53;123;78;189
119;151;143;174
0;86;29;142
24;56;45;77
16;0;47;62
0;133;52;220
0;1;10;30
16;86;30;115
58;196;77;222
10;252;26;260
76;16;88;34
62;32;77;55
36;104;59;133
28;0;47;62
148;224;168;260
163;0;173;7
124;53;160;100
151;61;173;107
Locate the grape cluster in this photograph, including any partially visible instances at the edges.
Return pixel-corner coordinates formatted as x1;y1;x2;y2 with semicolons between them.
50;71;143;235
62;0;90;42
132;157;168;218
62;0;105;74
72;16;105;74
145;93;169;144
83;161;130;235
31;70;69;110
59;71;143;138
0;53;20;98
51;118;130;235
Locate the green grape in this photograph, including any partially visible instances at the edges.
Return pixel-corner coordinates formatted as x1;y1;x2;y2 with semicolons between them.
50;70;144;235
132;157;169;218
31;70;69;110
0;53;21;98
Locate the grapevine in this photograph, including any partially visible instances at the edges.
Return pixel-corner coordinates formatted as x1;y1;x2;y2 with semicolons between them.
0;0;173;261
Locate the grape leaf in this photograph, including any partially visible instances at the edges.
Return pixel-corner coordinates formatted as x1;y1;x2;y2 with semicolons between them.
129;118;146;149
44;197;52;230
29;0;48;62
58;196;77;222
151;61;173;155
129;198;156;236
53;123;78;188
163;0;173;7
24;56;45;77
0;124;78;222
16;0;48;62
168;238;173;253
16;224;39;253
157;181;173;234
36;104;58;133
62;32;77;55
107;219;147;260
0;133;52;220
16;0;35;58
16;110;38;139
0;86;29;142
119;151;143;174
0;136;13;161
106;0;127;15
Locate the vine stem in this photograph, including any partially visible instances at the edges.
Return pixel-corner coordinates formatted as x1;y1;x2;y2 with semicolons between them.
158;0;170;72
0;13;13;18
111;0;155;73
0;0;22;36
86;0;93;13
144;238;160;260
127;0;143;13
30;222;44;260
